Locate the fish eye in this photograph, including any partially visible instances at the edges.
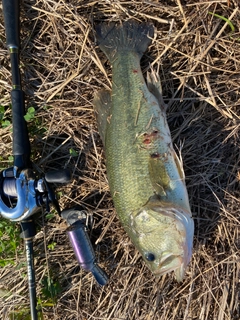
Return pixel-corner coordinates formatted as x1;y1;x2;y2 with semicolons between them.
145;253;155;262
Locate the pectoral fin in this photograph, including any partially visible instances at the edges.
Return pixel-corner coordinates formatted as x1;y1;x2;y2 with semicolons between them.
92;90;112;146
148;155;171;197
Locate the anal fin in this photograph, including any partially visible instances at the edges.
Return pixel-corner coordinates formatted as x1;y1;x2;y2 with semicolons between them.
173;149;185;181
147;69;167;111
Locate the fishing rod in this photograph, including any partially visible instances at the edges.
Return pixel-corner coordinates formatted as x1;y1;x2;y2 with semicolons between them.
1;0;108;319
1;1;70;318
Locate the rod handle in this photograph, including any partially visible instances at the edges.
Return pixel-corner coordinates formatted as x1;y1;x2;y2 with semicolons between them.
2;0;20;48
11;89;31;168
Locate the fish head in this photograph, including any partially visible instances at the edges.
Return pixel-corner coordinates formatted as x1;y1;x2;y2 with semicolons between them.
130;201;194;281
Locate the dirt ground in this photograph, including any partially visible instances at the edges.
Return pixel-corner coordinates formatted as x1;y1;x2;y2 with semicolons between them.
0;1;239;319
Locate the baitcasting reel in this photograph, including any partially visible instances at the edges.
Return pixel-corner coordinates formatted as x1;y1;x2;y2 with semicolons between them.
0;166;71;221
0;165;109;286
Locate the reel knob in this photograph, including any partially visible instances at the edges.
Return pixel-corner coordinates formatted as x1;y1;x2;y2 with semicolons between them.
45;169;71;184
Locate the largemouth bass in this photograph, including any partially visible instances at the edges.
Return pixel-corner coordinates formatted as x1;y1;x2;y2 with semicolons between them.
93;21;194;281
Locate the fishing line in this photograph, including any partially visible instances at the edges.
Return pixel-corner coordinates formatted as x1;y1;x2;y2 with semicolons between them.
2;178;17;197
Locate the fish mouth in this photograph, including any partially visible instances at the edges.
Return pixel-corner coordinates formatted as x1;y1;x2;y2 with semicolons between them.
153;254;186;281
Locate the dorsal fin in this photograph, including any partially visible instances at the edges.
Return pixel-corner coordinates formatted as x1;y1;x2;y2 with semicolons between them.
92;90;112;146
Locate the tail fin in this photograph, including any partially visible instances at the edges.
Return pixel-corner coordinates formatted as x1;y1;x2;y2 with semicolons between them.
95;20;154;63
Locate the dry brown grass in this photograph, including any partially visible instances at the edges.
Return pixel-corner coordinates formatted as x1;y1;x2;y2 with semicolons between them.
0;0;239;319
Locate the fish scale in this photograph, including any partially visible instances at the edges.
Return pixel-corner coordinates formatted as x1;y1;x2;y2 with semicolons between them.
93;21;194;281
107;54;156;219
